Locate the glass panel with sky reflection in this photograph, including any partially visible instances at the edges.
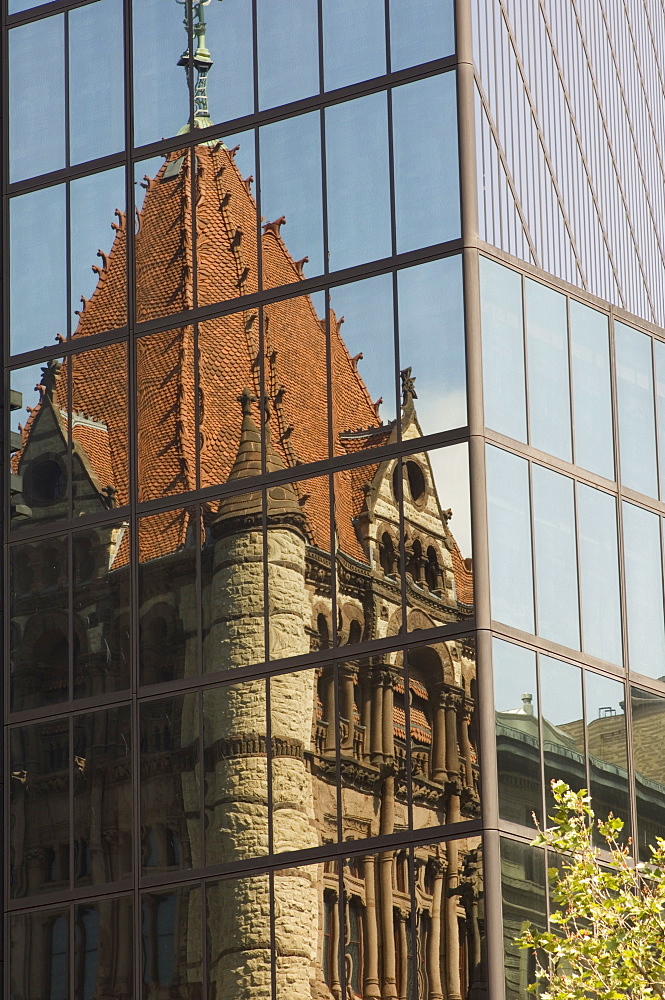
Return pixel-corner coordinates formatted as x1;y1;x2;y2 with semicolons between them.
585;672;631;844
480;257;526;442
206;0;255;124
487;447;534;633
577;484;622;665
69;0;125;165
615;321;658;498
323;0;386;91
390;0;456;70
531;465;579;650
257;0;319;109
397;257;467;435
570;299;614;480
260;112;324;286
654;339;665;500
493;639;541;826
132;0;191;147
9;15;65;182
10;185;67;355
539;656;585;817
525;279;572;462
326;93;392;272
622;501;665;679
392;73;460;253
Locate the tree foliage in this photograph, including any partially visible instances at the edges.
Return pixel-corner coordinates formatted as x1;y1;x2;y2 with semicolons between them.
516;781;665;999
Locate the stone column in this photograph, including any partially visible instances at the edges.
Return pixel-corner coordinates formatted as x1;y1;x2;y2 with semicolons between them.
445;837;462;1000
329;888;343;1000
362;855;382;999
459;707;474;791
431;686;447;783
370;668;385;765
322;665;337;754
426;856;446;1000
339;662;357;751
397;913;409;1000
379;667;398;1000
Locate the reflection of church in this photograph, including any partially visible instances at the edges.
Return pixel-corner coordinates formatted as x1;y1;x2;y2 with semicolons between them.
9;13;482;1000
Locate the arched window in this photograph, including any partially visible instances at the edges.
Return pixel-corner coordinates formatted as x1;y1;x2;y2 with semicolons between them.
380;532;397;576
50;915;68;1000
346;899;363;997
425;546;441;591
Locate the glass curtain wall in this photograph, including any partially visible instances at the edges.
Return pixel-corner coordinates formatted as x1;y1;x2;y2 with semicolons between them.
2;1;485;998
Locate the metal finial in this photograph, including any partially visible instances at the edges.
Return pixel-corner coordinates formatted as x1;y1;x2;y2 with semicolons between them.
172;0;223;128
400;367;418;407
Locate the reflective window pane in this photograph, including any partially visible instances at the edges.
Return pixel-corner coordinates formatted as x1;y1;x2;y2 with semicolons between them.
207;0;254;124
393;73;460;253
132;0;190;147
577;485;622;665
10;186;67;355
480;258;526;441
539;656;585;817
326;93;391;271
532;465;579;650
390;0;456;70
73;707;132;887
631;686;665;861
257;0;319;109
501;838;546;1000
654;339;665;499
493;639;541;825
141;886;202;996
9;16;65;182
615;321;658;498
397;256;467;435
11;720;70;898
323;0;386;91
622;501;665;679
10;908;70;1000
525;279;572;461
140;694;201;874
570;300;614;479
69;0;125;164
487;447;534;632
74;897;133;1000
585;672;631;843
11;538;69;712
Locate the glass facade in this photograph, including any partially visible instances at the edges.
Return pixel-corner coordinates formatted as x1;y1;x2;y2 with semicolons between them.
6;1;665;999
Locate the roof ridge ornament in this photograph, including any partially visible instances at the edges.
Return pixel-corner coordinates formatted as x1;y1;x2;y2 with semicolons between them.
172;0;224;130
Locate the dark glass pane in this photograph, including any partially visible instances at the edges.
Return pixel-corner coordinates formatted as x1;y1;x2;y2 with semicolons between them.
404;444;473;631
531;465;579;650
10;360;69;531
139;508;198;686
257;0;319;109
260;112;323;284
195;131;259;309
486;447;534;632
390;0;455;70
501;838;546;1000
493;639;541;826
141;886;202;996
10;908;69;1000
585;672;631;844
204;679;269;864
323;0;386;91
132;0;190;147
70;341;128;517
136;328;196;500
140;693;201;874
202;489;266;673
631;686;665;861
74;897;132;1000
9;16;65;181
397;256;467;435
69;0;125;164
70;168;127;334
525;279;572;462
615;321;658;498
73;707;132;887
11;538;69;712
10;185;67;355
10;720;70;898
326;93;391;271
393;74;460;253
329;272;397;426
480;257;526;442
539;656;585;818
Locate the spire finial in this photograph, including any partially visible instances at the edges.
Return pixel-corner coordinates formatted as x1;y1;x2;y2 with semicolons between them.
173;0;222;128
237;387;258;416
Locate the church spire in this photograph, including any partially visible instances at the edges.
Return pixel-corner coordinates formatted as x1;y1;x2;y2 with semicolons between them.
175;0;220;129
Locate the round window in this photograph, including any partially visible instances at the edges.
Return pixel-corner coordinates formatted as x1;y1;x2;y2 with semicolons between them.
406;461;426;504
24;457;67;506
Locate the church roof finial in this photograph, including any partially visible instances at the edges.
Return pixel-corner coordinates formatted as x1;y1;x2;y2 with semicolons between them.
173;0;222;129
